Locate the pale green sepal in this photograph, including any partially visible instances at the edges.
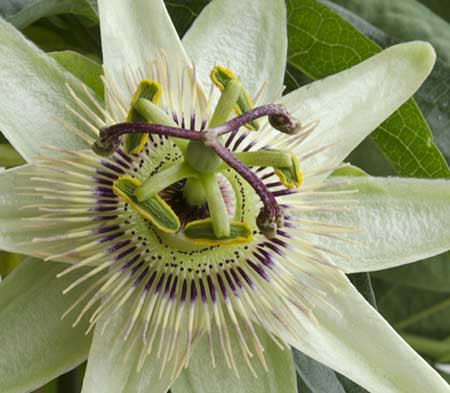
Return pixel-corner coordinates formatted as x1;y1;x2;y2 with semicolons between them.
50;51;104;99
183;0;287;103
172;323;297;393
98;0;203;118
299;176;450;273
275;274;450;393
0;258;92;393
81;305;204;393
278;42;436;185
0;17;99;161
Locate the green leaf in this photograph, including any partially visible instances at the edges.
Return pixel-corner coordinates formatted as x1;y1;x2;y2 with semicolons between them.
374;278;450;339
0;258;92;393
21;15;101;56
324;0;450;171
322;0;450;294
0;0;98;29
330;0;450;67
286;0;450;179
418;0;450;23
50;50;103;99
164;0;210;37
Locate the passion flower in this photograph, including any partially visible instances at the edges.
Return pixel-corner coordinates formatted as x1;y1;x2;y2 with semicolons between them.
1;1;450;393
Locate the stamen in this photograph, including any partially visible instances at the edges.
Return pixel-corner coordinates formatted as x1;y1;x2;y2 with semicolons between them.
204;138;283;238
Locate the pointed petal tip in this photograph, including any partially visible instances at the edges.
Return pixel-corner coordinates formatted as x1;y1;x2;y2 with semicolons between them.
395;40;436;77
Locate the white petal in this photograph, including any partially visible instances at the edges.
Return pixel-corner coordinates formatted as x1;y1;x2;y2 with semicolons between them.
81;306;203;393
0;18;96;161
280;42;435;184
98;0;195;116
0;258;91;393
277;275;450;393
293;176;450;273
0;165;91;261
172;324;297;393
182;0;287;102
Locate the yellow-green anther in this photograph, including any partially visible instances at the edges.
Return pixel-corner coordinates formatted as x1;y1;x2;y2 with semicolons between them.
210;65;259;130
124;80;162;154
201;173;230;238
134;98;188;155
113;176;180;233
183;177;207;206
135;162;197;201
274;156;303;189
233;150;292;168
184;219;252;246
208;78;242;128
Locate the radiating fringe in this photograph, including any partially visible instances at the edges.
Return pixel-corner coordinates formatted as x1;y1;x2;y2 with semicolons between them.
21;55;362;379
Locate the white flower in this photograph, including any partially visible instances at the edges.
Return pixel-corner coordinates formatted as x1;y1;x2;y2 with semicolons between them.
0;1;450;393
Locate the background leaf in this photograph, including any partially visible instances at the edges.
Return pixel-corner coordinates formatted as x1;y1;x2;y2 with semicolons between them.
331;0;450;66
0;0;98;29
286;0;450;179
50;50;103;98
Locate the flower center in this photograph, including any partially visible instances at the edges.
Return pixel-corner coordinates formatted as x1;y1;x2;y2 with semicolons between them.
93;66;303;245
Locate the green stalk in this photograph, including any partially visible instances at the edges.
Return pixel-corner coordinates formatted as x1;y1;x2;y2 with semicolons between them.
201;173;230;237
234;150;292;168
135;162;196;201
208;79;242;128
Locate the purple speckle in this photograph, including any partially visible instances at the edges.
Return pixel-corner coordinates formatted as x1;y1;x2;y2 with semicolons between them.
164;274;173;295
95;177;114;186
180;280;187;303
169;276;178;300
232;133;248;150
134;266;149;286
98;231;123;244
225;129;238;148
95;225;120;235
96;169;118;180
121;254;140;271
237;267;254;288
216;274;228;299
207;276;216;303
272;189;295;197
246;259;270;282
114;246;136;262
107;239;130;254
224;270;238;296
155;273;165;293
116;149;133;163
144;271;157;291
190;280;197;304
101;161;125;174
